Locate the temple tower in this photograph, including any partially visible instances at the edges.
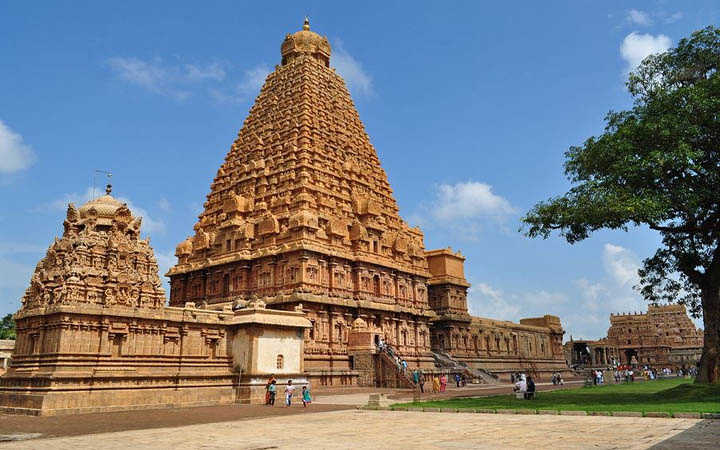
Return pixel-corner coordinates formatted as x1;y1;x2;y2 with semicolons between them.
168;19;436;383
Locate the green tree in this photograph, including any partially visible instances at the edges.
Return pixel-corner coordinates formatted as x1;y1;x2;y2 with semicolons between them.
523;26;720;384
0;313;15;340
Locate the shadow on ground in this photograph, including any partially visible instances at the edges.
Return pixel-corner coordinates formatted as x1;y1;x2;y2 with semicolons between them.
651;420;720;449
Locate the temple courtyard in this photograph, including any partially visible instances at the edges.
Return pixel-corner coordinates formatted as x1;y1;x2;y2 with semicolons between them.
1;409;718;449
1;381;719;449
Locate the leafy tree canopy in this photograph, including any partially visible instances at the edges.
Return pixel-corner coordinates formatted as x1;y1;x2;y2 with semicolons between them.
523;26;720;383
0;314;15;340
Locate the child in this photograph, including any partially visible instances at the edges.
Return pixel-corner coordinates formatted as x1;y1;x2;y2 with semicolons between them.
268;380;277;406
285;379;295;407
302;385;312;407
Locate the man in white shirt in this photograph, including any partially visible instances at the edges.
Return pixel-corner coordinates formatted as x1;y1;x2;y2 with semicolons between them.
285;379;296;407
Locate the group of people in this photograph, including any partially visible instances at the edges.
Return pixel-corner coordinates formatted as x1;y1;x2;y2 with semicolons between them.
264;376;312;408
511;373;536;399
592;369;605;385
410;370;468;394
378;338;409;374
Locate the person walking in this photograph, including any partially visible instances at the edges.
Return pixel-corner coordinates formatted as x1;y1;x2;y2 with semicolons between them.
301;385;312;408
265;374;276;405
455;373;461;388
268;380;277;406
285;379;296;407
440;374;447;392
432;375;440;393
418;371;425;393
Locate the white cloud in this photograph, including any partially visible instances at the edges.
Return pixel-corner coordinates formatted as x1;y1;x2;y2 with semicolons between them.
468;282;568;323
469;282;521;320
627;9;652;26
184;63;225;81
107;57;229;101
0;119;36;174
603;243;640;287
620;32;672;72
332;40;373;97
433;181;516;221
409;181;516;241
209;64;270;104
42;187;165;234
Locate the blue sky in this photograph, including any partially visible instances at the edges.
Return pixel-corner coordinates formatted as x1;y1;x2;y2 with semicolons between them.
0;1;715;339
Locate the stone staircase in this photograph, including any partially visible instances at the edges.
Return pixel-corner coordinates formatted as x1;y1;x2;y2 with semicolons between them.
431;351;499;384
376;349;416;389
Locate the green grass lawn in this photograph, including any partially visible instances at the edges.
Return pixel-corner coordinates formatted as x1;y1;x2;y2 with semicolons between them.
394;378;720;414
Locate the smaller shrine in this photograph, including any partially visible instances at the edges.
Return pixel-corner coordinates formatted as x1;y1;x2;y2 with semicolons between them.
0;186;310;415
564;304;704;370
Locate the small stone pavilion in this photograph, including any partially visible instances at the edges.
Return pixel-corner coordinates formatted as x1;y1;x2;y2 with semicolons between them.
0;187;310;415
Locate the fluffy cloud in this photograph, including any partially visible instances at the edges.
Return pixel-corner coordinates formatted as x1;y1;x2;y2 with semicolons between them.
432;181;516;221
0;119;36;174
108;57;228;101
43;187;165;234
468;282;569;323
626;9;652;26
603;243;640;287
620;32;672;72
410;181;516;241
332;40;373;97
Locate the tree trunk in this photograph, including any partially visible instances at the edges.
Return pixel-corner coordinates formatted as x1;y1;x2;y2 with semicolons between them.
696;281;720;384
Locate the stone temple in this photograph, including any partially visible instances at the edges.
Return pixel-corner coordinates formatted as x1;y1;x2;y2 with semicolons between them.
565;304;703;370
166;19;567;385
1;20;567;415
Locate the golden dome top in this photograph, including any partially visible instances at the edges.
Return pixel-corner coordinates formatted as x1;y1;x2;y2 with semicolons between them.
281;18;331;66
78;185;125;220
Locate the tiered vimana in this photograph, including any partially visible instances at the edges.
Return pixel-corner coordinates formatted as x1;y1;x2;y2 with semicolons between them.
0;185;311;415
167;19;569;385
168;18;435;385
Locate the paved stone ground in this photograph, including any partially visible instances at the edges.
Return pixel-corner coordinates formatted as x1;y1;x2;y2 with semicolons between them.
2;410;717;449
0;380;582;441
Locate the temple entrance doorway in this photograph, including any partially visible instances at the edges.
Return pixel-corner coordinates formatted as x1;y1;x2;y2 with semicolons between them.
625;349;638;366
571;343;591;367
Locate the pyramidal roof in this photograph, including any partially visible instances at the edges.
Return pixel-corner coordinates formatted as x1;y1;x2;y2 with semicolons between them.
170;20;428;277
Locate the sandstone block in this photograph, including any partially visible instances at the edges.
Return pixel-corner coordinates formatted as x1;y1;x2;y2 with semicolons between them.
537;410;558;415
644;412;671;418
496;409;517;414
559;410;587;416
612;411;643;417
672;412;701;419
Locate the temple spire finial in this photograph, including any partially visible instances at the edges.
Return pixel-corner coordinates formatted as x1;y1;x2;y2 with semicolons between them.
106;183;112;195
303;16;310;31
